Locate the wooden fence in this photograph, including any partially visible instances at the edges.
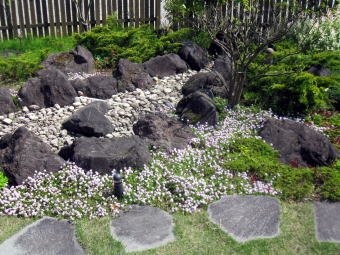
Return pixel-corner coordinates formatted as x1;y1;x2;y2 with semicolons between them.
0;0;337;40
170;0;337;30
0;0;161;40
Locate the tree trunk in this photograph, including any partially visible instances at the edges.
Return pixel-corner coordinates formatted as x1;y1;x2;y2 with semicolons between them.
228;72;246;107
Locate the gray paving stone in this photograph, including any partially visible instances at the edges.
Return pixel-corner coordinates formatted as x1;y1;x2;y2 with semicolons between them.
208;195;280;242
0;217;85;255
314;202;340;242
111;205;175;252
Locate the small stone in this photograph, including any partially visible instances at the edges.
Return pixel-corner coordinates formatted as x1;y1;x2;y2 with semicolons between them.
74;97;81;103
2;118;12;125
73;102;82;107
28;114;39;121
163;88;172;94
22;106;29;113
8;113;15;119
77;91;84;96
105;134;113;139
28;105;40;111
61;129;68;137
68;106;75;112
54;104;61;110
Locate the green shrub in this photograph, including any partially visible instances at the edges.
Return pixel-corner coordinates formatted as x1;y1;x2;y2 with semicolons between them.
306;112;340;150
0;171;8;190
0;54;43;80
221;137;329;201
0;36;75;81
314;165;340;201
74;25;184;68
74;25;210;69
289;7;340;52
245;42;340;116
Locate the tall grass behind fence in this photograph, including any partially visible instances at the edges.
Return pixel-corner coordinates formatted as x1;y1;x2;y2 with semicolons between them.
0;0;161;40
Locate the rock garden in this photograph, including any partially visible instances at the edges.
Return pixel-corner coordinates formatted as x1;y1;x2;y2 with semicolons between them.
0;1;339;254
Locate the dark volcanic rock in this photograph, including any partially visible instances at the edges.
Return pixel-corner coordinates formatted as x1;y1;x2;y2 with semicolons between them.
213;55;232;82
178;41;209;71
260;118;338;167
307;64;331;77
0;87;16;115
71;75;118;99
114;58;155;92
64;136;151;174
0;127;65;185
181;72;228;98
18;67;77;108
62;101;113;137
143;53;188;78
133;112;196;152
176;91;218;126
42;45;95;74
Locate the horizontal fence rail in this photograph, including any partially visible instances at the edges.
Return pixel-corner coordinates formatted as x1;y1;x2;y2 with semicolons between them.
0;0;161;40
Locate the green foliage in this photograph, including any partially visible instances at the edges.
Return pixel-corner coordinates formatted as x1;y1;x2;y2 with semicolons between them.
314;165;340;201
289;7;340;52
74;22;211;70
0;36;75;81
213;97;228;121
74;25;186;69
306;112;340;150
0;171;8;190
245;42;340;116
11;96;21;110
0;54;43;81
221;137;340;201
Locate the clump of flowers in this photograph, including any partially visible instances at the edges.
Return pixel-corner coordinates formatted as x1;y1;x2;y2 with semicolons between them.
0;107;289;220
0;164;123;221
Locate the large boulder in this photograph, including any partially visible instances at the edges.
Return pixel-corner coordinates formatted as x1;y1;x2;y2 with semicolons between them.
260;118;338;167
62;101;113;137
213;55;232;83
133;112;196;152
41;45;95;74
71;75;118;99
0;87;16;115
176;91;218;126
61;136;151;174
114;58;155;92
181;72;228;98
178;41;209;71
307;64;331;77
143;53;188;78
18;67;77;108
0;127;65;186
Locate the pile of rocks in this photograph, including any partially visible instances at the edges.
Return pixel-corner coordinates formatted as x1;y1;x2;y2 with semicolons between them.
0;42;338;187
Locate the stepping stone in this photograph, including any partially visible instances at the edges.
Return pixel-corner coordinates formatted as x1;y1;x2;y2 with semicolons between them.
314;202;340;242
208;195;280;242
0;217;85;255
111;205;175;252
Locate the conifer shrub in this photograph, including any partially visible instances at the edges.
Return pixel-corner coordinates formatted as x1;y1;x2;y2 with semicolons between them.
222;137;339;201
245;41;340;116
0;171;8;190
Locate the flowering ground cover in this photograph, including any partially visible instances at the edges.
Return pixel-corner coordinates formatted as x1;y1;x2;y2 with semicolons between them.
0;106;338;222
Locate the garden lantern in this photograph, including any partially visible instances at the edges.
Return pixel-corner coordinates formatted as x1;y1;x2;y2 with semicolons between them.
113;173;123;200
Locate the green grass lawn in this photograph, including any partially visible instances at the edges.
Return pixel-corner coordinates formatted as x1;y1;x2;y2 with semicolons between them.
1;202;339;255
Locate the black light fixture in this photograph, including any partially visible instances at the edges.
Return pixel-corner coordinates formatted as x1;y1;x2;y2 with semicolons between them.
113;173;123;200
